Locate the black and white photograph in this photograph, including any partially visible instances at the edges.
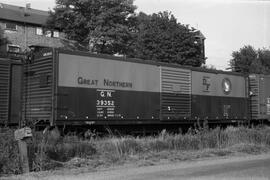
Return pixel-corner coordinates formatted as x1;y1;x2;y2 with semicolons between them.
0;0;270;179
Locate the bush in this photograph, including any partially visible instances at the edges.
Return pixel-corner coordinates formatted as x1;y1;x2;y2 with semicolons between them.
44;141;96;162
27;130;96;171
0;128;21;175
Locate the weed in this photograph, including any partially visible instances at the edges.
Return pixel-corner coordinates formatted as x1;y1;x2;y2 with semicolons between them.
2;125;270;175
0;128;21;175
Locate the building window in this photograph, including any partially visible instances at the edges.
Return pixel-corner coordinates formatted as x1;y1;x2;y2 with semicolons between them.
5;23;17;31
36;27;43;35
45;30;52;37
53;30;59;38
35;28;59;38
7;45;20;53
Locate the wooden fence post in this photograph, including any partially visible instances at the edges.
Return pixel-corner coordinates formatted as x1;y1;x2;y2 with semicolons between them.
14;127;32;173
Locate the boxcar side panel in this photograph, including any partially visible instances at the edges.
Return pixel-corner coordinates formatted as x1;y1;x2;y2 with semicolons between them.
249;74;270;120
22;55;54;125
249;74;260;119
263;76;270;119
160;67;191;120
9;64;22;124
57;53;160;122
251;75;270;120
191;71;248;120
0;59;22;125
0;60;10;125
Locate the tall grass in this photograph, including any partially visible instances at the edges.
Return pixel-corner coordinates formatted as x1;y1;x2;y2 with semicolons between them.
32;132;96;171
95;126;270;158
1;126;270;175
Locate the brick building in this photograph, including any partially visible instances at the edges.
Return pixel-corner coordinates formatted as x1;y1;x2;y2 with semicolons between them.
0;3;65;53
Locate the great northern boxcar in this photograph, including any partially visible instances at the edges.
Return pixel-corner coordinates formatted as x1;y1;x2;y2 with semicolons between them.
21;48;249;128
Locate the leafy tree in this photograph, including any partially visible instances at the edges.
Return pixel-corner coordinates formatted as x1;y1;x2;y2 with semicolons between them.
230;45;270;74
202;64;216;70
127;11;205;67
47;0;137;55
230;45;257;73
258;48;270;73
47;2;205;66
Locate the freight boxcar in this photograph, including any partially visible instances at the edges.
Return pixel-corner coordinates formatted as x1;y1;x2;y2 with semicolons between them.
21;48;249;128
249;74;270;122
0;58;22;126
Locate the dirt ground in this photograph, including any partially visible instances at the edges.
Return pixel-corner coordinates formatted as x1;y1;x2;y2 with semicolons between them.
4;152;270;180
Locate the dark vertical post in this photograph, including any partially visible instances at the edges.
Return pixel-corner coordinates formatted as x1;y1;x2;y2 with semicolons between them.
51;48;56;126
17;140;29;173
15;127;32;173
248;75;252;127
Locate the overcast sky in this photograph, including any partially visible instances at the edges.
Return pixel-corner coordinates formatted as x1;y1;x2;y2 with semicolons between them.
1;0;269;70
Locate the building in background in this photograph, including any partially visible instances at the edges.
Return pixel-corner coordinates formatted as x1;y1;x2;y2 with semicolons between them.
194;30;206;61
0;3;65;54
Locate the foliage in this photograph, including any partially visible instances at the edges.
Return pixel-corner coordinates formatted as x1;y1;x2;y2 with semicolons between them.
201;64;216;70
0;128;21;175
47;2;205;67
47;0;137;55
127;11;205;67
4;126;270;175
230;45;270;74
258;48;270;73
32;129;96;171
95;126;270;159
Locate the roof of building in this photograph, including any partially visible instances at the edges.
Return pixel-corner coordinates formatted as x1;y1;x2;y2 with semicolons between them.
194;30;206;40
0;3;49;26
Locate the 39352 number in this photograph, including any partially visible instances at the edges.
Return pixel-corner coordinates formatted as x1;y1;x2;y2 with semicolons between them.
96;100;115;106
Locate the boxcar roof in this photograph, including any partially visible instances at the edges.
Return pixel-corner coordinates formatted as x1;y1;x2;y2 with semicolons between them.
56;49;246;77
0;57;22;64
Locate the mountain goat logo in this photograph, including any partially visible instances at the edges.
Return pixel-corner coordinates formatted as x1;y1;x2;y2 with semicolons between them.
222;78;232;95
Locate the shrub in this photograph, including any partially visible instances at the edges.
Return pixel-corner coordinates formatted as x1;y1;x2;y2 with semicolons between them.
38;138;96;162
0;128;21;175
31;132;97;171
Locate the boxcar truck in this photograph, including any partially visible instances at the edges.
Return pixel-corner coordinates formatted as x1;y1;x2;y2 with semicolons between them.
21;48;249;131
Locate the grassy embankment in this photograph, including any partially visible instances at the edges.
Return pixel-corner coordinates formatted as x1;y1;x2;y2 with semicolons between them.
1;126;270;175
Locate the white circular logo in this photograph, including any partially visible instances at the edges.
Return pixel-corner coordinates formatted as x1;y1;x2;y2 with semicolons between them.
222;78;231;95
